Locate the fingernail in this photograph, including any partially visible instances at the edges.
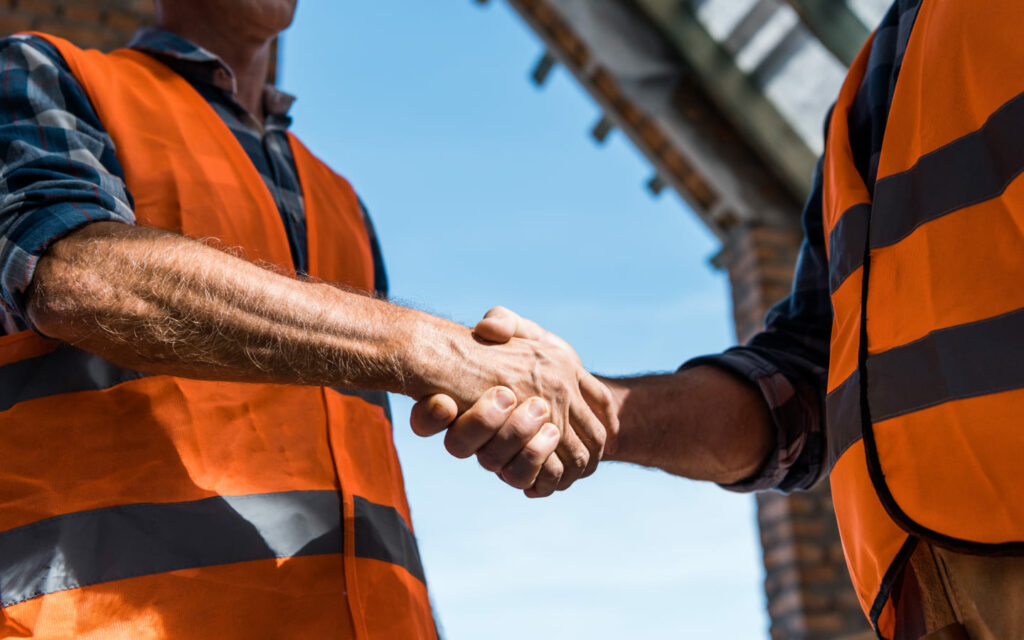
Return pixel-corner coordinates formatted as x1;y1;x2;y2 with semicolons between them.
494;388;516;410
430;400;450;420
528;398;548;418
541;423;558;439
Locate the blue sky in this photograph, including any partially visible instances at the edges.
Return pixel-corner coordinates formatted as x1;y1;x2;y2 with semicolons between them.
281;2;767;638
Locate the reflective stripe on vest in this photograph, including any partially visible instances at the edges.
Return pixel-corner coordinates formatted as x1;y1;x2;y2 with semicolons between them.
0;33;437;640
0;491;425;608
824;2;1024;637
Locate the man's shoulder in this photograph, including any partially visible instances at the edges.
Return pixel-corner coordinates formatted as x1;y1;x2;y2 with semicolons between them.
0;33;72;74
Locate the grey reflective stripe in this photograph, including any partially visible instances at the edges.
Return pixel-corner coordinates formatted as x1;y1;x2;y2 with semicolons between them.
0;490;426;608
828;202;870;294
871;91;1024;250
330;387;392;421
825;369;862;470
0;346;149;412
867;307;1024;422
0;490;341;608
354;496;426;584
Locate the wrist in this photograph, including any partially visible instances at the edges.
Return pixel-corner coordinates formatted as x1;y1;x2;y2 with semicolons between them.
599;375;656;466
395;310;482;401
311;285;456;396
602;367;776;483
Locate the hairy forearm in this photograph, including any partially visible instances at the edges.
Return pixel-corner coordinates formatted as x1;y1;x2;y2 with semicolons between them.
602;366;774;485
26;221;473;395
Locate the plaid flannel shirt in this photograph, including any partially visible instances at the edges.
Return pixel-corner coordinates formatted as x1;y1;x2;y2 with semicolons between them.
691;0;923;492
0;28;386;334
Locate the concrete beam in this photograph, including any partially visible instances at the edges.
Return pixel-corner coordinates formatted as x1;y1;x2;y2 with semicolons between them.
501;0;803;237
781;0;870;66
629;0;817;199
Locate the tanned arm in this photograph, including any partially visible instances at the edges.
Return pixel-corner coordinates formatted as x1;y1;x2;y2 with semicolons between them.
600;367;774;485
29;222;458;394
26;222;613;492
27;222;597;407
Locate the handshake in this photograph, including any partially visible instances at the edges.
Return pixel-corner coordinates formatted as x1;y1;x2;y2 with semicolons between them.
406;306;619;499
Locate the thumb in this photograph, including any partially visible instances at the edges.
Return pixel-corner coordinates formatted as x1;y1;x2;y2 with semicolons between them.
410;394;459;437
473;306;519;343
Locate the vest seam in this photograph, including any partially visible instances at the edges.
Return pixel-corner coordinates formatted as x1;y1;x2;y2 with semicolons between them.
859;228;1024;554
857;82;1024;569
869;535;918;640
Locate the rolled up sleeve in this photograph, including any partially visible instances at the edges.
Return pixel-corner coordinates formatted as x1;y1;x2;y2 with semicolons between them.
0;35;135;331
687;159;832;493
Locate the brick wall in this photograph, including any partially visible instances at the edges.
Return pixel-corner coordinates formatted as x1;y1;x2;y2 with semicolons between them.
0;0;154;50
718;223;872;640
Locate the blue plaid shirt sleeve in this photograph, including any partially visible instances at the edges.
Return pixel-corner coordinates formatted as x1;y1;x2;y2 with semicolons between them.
0;34;135;332
679;1;921;494
684;158;831;493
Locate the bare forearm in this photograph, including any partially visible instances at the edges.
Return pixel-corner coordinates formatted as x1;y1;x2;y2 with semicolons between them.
602;366;774;484
26;222;471;395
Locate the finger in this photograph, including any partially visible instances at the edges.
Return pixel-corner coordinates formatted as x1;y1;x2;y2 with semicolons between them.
476;307;572;355
579;372;619;436
498;422;559;489
409;394;459;437
566;394;608;481
474;307;518;343
553;424;592;491
475;397;550;473
477;306;549;342
494;309;561;346
443;386;517;458
513;315;557;344
567;373;614;479
525;454;564;499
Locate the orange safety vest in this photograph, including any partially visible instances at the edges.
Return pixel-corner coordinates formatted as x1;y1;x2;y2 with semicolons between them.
0;33;437;640
824;2;1024;637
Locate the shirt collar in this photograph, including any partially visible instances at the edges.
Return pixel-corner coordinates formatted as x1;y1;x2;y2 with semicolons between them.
126;27;296;120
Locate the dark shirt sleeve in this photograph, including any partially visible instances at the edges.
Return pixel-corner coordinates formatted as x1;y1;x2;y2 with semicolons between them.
0;35;135;333
685;158;831;493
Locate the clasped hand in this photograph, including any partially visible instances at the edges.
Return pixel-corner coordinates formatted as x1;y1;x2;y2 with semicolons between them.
411;307;618;498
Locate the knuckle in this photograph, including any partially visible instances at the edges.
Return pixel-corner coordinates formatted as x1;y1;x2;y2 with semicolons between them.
476;449;504;472
505;418;536;443
444;431;474;459
467;411;500;434
602;391;616;413
456;410;484;430
530;486;554;499
444;440;470;459
539;464;563;488
502;470;532;490
474;416;502;437
557;476;577;491
520;441;548;465
569;449;589;474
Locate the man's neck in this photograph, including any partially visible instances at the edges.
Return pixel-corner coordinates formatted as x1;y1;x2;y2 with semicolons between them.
156;21;274;122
